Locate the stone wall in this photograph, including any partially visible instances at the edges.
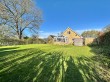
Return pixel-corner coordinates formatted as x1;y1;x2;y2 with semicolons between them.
84;38;96;45
63;28;81;44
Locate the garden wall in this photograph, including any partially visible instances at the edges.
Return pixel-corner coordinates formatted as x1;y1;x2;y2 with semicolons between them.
84;38;96;45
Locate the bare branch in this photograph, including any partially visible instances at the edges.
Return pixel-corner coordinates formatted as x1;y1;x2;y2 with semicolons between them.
0;0;42;39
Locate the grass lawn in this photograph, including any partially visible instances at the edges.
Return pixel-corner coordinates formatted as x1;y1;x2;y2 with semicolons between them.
0;44;110;82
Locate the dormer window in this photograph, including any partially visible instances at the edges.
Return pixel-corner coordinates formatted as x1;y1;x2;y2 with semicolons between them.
67;31;71;34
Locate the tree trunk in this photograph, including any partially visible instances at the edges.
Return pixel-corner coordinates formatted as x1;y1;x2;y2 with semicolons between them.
19;32;22;40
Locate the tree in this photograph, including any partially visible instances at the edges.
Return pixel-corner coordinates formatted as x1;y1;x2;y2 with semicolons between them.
0;25;16;39
0;0;42;39
102;31;110;45
81;30;100;38
103;24;110;33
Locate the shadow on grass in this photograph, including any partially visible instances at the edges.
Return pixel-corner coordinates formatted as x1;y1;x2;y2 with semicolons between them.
0;47;19;52
64;56;84;82
90;46;110;68
89;45;110;82
0;48;84;82
0;47;20;58
1;45;109;82
0;48;42;64
76;56;107;82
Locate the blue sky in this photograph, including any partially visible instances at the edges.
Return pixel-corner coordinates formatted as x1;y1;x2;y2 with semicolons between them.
34;0;110;38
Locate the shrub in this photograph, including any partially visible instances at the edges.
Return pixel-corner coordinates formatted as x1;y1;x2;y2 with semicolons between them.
0;38;25;46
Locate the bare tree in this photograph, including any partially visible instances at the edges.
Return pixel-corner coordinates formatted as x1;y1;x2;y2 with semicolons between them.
103;24;110;33
0;0;42;39
0;25;14;38
81;30;100;38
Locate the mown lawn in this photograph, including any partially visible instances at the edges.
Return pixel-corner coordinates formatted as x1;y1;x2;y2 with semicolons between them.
0;44;110;82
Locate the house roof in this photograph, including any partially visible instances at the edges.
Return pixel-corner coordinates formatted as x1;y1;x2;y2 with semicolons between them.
48;35;56;38
63;27;83;38
48;27;83;38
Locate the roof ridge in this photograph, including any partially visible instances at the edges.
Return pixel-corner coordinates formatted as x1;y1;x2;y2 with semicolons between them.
63;27;82;38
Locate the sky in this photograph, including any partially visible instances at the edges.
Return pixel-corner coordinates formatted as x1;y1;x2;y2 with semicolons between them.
33;0;110;38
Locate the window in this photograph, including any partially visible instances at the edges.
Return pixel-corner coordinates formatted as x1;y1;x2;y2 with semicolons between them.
67;31;71;34
57;38;62;42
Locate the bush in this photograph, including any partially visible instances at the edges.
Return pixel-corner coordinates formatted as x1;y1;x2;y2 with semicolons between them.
103;32;110;45
0;38;26;46
25;38;46;44
0;38;46;46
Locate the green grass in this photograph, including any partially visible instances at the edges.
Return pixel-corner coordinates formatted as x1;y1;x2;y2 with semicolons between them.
0;44;110;82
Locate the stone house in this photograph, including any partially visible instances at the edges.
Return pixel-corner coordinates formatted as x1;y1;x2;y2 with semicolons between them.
48;27;83;45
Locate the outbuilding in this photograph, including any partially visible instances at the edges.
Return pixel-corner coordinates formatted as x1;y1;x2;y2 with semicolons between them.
73;38;84;46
